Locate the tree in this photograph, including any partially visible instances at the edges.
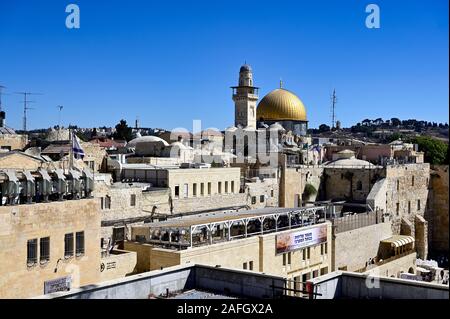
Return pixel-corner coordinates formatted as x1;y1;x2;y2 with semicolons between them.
411;136;449;165
113;119;133;141
318;124;331;132
390;118;401;127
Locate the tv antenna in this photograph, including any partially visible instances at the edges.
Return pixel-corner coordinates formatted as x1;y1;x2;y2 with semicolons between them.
0;84;9;112
57;105;64;140
15;91;43;131
330;89;338;129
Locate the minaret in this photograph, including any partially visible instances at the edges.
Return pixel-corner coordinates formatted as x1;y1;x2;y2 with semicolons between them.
231;64;259;128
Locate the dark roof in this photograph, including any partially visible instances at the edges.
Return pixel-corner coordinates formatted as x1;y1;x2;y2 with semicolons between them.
240;64;252;73
41;143;71;155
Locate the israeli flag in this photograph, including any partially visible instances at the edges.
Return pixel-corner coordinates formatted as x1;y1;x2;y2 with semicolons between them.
72;131;85;159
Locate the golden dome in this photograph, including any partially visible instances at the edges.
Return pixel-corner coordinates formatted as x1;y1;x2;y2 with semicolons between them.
257;88;307;121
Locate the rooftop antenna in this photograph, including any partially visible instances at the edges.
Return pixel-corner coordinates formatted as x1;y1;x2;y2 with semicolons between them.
0;85;6;112
15;91;43;131
331;89;337;129
57;105;64;140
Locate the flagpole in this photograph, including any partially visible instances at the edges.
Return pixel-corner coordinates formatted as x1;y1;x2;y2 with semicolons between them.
69;127;73;170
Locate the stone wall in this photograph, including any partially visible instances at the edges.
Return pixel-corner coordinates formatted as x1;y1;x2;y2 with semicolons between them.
333;222;392;272
99;249;137;282
323;167;384;202
363;252;417;278
0;134;28;151
428;165;449;253
0;199;101;298
280;166;324;207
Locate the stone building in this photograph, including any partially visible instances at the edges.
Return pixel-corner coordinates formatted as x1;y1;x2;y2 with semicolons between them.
0;111;28;151
0;198;101;298
427;165;449;255
125;207;332;294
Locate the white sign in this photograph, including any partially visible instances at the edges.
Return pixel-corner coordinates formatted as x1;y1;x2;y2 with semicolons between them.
44;276;72;294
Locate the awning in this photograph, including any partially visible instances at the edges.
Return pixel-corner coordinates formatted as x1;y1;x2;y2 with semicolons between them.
4;169;18;182
23;170;35;181
381;235;415;248
38;169;51;181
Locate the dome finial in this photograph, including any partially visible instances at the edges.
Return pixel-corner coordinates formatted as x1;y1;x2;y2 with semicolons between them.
280;78;283;89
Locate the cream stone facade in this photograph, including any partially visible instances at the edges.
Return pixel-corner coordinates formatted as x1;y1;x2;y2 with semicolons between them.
0;199;101;298
0;134;28;151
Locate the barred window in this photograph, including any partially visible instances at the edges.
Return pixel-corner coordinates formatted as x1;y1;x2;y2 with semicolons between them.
64;233;74;258
105;196;111;209
40;237;50;263
27;239;38;265
76;231;85;256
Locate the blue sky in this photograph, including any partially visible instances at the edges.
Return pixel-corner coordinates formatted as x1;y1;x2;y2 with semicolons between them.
0;0;448;131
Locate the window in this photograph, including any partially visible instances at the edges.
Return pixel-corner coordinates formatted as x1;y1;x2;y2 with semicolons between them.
130;194;136;206
259;195;265;203
302;249;306;261
218;182;222;194
320;267;328;276
307;247;311;259
417;199;421;211
100;197;104;210
200;183;204;196
225;181;228;193
283;254;286;266
231;181;235;193
249;261;253;270
321;244;324;255
193;183;197;196
288;252;291;265
105;195;111;209
325;243;328;254
243;262;247;270
27;239;38;265
356;181;362;191
408;201;411;214
271;189;274;197
135;235;146;243
396;203;400;216
251;196;256;205
397;180;400;191
207;182;211;195
64;233;74;258
412;176;415;187
113;227;125;243
174;185;180;198
183;183;188;198
76;231;85;256
40;237;50;263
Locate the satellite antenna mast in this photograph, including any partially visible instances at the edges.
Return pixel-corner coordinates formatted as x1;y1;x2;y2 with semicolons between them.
0;85;6;112
57;105;64;140
15;91;42;132
331;89;337;129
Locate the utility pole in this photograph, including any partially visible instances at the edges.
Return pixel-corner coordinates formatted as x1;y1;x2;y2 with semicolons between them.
331;89;337;129
15;91;42;132
57;105;64;140
0;85;5;112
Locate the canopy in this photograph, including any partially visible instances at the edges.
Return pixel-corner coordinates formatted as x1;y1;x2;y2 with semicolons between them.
381;235;415;248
